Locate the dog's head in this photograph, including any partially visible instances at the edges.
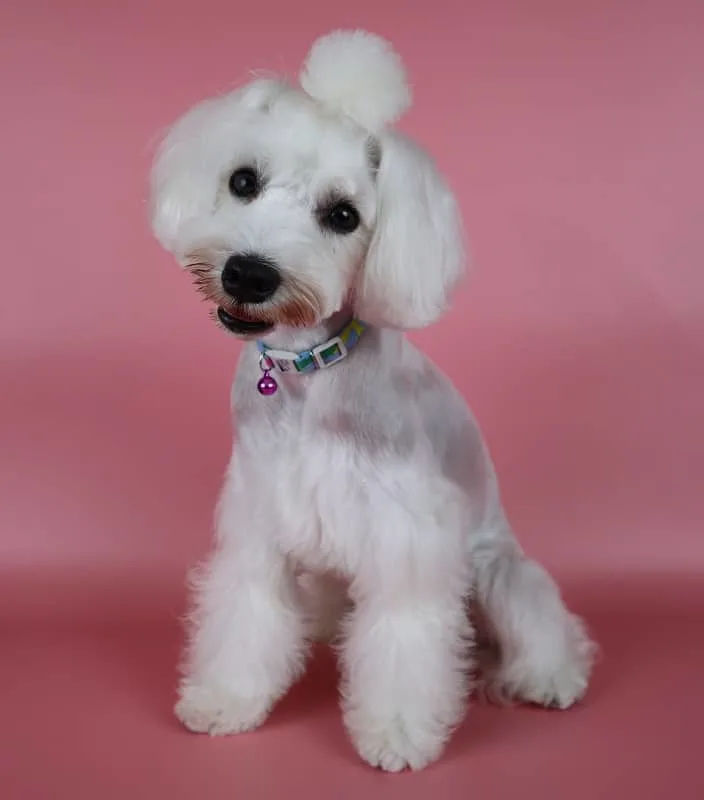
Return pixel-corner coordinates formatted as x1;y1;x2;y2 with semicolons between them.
150;30;465;337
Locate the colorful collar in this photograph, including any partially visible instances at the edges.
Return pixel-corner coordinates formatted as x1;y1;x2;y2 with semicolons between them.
255;318;367;396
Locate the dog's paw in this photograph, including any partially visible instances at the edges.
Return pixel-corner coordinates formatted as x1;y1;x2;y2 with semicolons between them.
487;636;595;710
487;659;589;709
347;718;446;772
484;614;596;710
175;684;272;735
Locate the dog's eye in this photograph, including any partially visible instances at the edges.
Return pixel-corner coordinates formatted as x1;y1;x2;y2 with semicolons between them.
323;202;360;235
228;167;260;200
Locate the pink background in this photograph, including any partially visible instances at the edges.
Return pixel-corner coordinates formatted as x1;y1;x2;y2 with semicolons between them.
2;0;703;797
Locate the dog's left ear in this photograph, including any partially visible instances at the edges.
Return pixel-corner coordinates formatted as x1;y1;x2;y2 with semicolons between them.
354;132;465;329
301;29;465;328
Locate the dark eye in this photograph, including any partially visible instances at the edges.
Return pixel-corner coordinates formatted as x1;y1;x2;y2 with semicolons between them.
228;167;260;200
323;202;360;235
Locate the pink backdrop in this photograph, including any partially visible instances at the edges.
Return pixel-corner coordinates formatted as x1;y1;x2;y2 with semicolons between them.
2;1;703;797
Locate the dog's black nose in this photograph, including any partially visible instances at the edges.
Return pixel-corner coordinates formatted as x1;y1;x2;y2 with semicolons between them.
221;254;281;304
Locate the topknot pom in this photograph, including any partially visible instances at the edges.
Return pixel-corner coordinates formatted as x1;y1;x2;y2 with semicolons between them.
299;30;411;131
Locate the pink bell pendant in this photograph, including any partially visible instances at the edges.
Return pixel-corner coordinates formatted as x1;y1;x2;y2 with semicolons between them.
257;354;278;396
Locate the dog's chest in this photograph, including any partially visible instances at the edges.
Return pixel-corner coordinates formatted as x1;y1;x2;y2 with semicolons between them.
267;422;372;576
232;342;468;576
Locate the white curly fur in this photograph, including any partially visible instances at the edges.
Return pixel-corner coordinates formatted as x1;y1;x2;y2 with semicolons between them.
150;30;596;773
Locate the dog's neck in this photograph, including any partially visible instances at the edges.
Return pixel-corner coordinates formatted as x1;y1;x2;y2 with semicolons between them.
256;309;355;353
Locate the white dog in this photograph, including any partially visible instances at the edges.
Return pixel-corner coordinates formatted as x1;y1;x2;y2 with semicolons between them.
150;30;596;772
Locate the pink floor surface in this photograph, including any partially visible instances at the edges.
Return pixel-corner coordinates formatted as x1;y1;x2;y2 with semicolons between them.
2;578;703;798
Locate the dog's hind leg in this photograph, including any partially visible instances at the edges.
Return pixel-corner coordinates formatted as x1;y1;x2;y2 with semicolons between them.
471;530;596;709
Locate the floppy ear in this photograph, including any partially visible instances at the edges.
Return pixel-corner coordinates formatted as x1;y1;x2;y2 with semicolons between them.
149;95;225;256
354;132;465;329
150;79;290;256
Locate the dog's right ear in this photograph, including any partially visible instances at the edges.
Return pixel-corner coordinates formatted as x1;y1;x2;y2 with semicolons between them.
149;79;288;257
149;96;223;257
354;132;466;329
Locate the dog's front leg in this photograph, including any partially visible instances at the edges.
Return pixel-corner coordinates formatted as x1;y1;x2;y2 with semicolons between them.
175;461;308;735
341;529;472;772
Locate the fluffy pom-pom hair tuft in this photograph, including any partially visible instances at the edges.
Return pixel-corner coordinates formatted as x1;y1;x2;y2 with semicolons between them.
299;30;411;132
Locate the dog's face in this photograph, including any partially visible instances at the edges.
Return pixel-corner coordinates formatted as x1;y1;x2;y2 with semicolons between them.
152;81;379;337
151;33;465;336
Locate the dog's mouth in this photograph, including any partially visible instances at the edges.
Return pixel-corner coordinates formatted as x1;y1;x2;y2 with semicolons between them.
216;306;275;336
184;255;324;335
